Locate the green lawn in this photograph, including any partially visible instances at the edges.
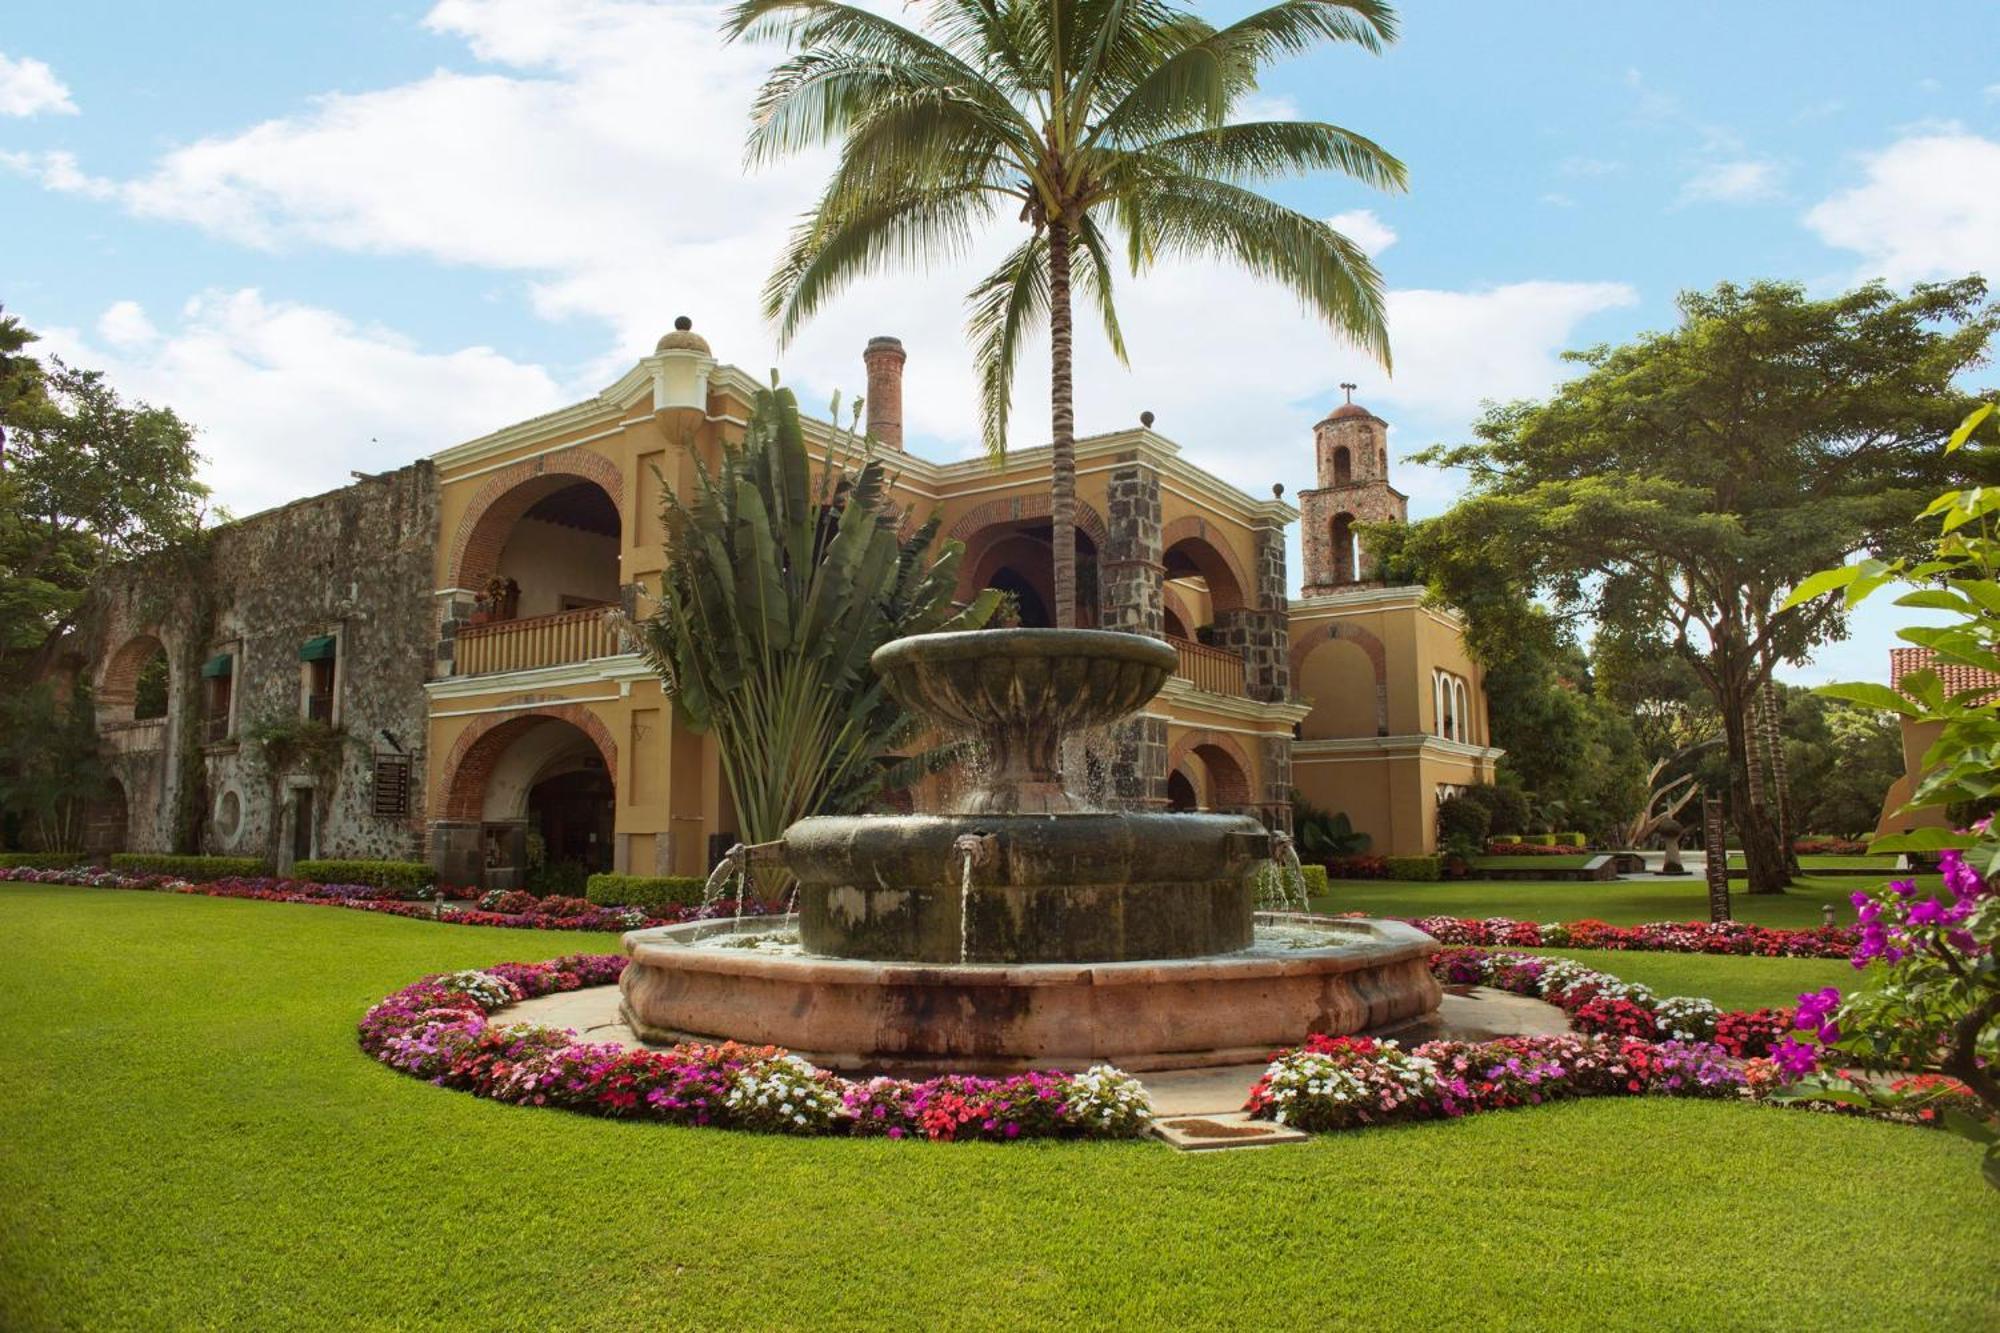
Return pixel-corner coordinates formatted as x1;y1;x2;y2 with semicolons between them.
1728;853;1901;869
1525;949;1857;1012
4;886;1996;1330
1313;872;1926;930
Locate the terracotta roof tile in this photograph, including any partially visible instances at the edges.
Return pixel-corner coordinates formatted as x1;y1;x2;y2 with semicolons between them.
1889;646;2000;697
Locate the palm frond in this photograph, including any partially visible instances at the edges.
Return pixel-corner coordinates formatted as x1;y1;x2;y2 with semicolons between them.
1137;119;1406;193
967;234;1050;459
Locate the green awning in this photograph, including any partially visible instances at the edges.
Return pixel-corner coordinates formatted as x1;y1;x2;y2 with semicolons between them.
200;654;233;679
299;635;337;662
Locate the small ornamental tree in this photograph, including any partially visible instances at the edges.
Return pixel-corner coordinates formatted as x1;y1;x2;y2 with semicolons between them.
1777;401;2000;1187
634;377;999;844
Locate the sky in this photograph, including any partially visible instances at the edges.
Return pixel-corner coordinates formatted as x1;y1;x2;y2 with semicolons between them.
3;0;1998;685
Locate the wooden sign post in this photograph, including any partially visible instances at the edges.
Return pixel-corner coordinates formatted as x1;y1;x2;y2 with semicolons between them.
1703;797;1731;923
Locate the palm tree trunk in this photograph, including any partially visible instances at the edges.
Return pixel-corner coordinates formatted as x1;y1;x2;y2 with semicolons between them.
1047;217;1078;630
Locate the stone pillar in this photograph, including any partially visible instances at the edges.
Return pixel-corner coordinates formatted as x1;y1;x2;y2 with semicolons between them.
1258;734;1294;832
429;819;483;890
1100;462;1163;637
863;336;905;451
1106;714;1169;810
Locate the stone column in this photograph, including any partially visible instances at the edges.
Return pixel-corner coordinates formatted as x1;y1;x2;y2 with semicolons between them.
428;819;483;890
1100;462;1163;638
1258;733;1294;832
1106;714;1169;810
1211;524;1290;704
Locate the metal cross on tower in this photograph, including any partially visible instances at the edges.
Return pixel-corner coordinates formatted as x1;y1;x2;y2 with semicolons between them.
1339;382;1357;404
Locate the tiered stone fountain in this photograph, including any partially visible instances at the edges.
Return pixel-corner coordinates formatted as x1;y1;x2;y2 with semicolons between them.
620;628;1440;1072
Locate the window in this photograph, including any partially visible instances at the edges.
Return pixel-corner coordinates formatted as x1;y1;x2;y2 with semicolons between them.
1434;670;1469;743
201;653;234;742
300;635;337;724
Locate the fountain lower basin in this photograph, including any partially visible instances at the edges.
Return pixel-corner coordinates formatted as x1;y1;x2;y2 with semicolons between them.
619;912;1443;1074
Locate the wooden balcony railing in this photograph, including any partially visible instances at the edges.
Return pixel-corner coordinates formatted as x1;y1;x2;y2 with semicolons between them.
1168;634;1247;697
455;606;623;676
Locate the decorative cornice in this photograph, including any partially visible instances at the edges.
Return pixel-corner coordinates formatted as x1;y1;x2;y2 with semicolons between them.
1293;734;1505;763
1155;676;1312;727
1290;585;1467;630
424;655;655;701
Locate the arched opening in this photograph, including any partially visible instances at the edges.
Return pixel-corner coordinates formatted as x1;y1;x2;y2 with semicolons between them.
444;713;618;891
85;778;128;856
1166;768;1198;812
962;519;1099;628
99;635;170;726
1162;602;1191;639
1298;637;1381;740
489;480;622;620
1160;534;1247;643
1187;742;1252;812
1329;513;1358;586
1332;444;1352;486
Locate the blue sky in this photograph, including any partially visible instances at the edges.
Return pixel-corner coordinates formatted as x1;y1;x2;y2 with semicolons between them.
4;1;1998;683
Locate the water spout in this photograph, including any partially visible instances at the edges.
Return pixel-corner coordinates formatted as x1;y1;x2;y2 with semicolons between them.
950;831;1000;964
1267;831;1310;914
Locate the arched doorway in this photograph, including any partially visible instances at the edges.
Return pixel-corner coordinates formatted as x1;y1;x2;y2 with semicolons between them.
1166;768;1198;812
85;778;128;857
441;712;618;891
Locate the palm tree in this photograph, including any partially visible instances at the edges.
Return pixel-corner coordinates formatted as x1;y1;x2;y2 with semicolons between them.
725;0;1404;628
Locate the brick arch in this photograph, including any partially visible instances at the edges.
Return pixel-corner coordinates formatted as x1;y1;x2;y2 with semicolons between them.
1161;584;1196;638
97;631;172;717
1167;729;1255;809
438;702;619;822
446;447;626;594
1290;621;1389;736
1159;515;1251;614
946;493;1107;551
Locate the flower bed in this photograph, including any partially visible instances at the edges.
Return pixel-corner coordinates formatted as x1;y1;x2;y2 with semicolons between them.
1245;945;1982;1135
0;866;777;934
359;955;1152;1142
1410;914;1859;959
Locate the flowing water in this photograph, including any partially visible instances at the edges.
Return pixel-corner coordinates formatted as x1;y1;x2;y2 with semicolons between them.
956;850;975;964
699;844;746;918
1268;832;1311;914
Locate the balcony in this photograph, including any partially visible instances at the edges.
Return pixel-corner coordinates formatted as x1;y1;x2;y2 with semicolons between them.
455;606;623;677
1169;634;1247;697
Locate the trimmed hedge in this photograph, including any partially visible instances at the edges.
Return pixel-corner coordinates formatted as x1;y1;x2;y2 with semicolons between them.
1384;855;1445;882
0;852;89;870
108;854;269;882
586;873;710;911
292;859;436;893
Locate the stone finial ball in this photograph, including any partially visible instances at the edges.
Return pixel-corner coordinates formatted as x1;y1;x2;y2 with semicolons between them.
1272;483;1285;499
1140;410;1155;428
674;315;692;331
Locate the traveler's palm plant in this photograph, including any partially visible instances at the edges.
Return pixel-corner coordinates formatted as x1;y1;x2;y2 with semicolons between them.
726;0;1404;628
635;379;999;843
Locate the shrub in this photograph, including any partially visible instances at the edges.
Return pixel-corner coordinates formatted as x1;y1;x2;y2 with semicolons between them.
525;859;590;898
108;854;267;882
1384;855;1444;881
291;859;436;895
1554;832;1588;848
0;852;88;869
1793;836;1870;855
1320;854;1387;880
1480;840;1575;857
1457;784;1529;837
1435;796;1491;849
1524;834;1555;846
586;873;710;911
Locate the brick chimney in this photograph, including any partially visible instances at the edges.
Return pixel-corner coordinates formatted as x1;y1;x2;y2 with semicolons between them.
863;335;905;450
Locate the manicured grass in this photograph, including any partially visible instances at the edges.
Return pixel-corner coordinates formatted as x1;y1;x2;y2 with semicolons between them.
1526;949;1858;1012
1729;853;1902;869
1313;872;1929;929
1471;854;1597;870
4;885;1997;1330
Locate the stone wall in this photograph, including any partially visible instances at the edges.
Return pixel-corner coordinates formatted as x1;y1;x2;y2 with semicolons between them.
72;464;439;867
1100;462;1163;638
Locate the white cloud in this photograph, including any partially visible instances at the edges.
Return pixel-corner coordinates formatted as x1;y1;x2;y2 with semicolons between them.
1804;130;2000;283
0;52;76;117
0;149;114;198
1679;159;1781;204
1325;209;1396;256
96;301;158;349
36;291;566;515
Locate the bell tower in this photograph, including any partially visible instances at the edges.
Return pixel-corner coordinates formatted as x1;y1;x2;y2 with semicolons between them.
1299;385;1407;596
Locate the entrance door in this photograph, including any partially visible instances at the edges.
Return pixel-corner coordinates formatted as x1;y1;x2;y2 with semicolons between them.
291;788;315;863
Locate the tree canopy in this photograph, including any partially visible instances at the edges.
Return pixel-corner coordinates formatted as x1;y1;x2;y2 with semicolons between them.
1;346;208;682
1407;277;1997;890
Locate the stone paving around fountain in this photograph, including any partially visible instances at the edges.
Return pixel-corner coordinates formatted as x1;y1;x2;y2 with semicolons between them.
500;983;1567;1118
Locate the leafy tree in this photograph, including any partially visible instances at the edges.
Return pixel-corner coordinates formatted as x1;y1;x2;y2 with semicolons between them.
0;683;106;852
0;304;42;467
1410;278;1998;893
726;0;1403;628
633;378;999;843
1779;690;1904;838
1;352;208;684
